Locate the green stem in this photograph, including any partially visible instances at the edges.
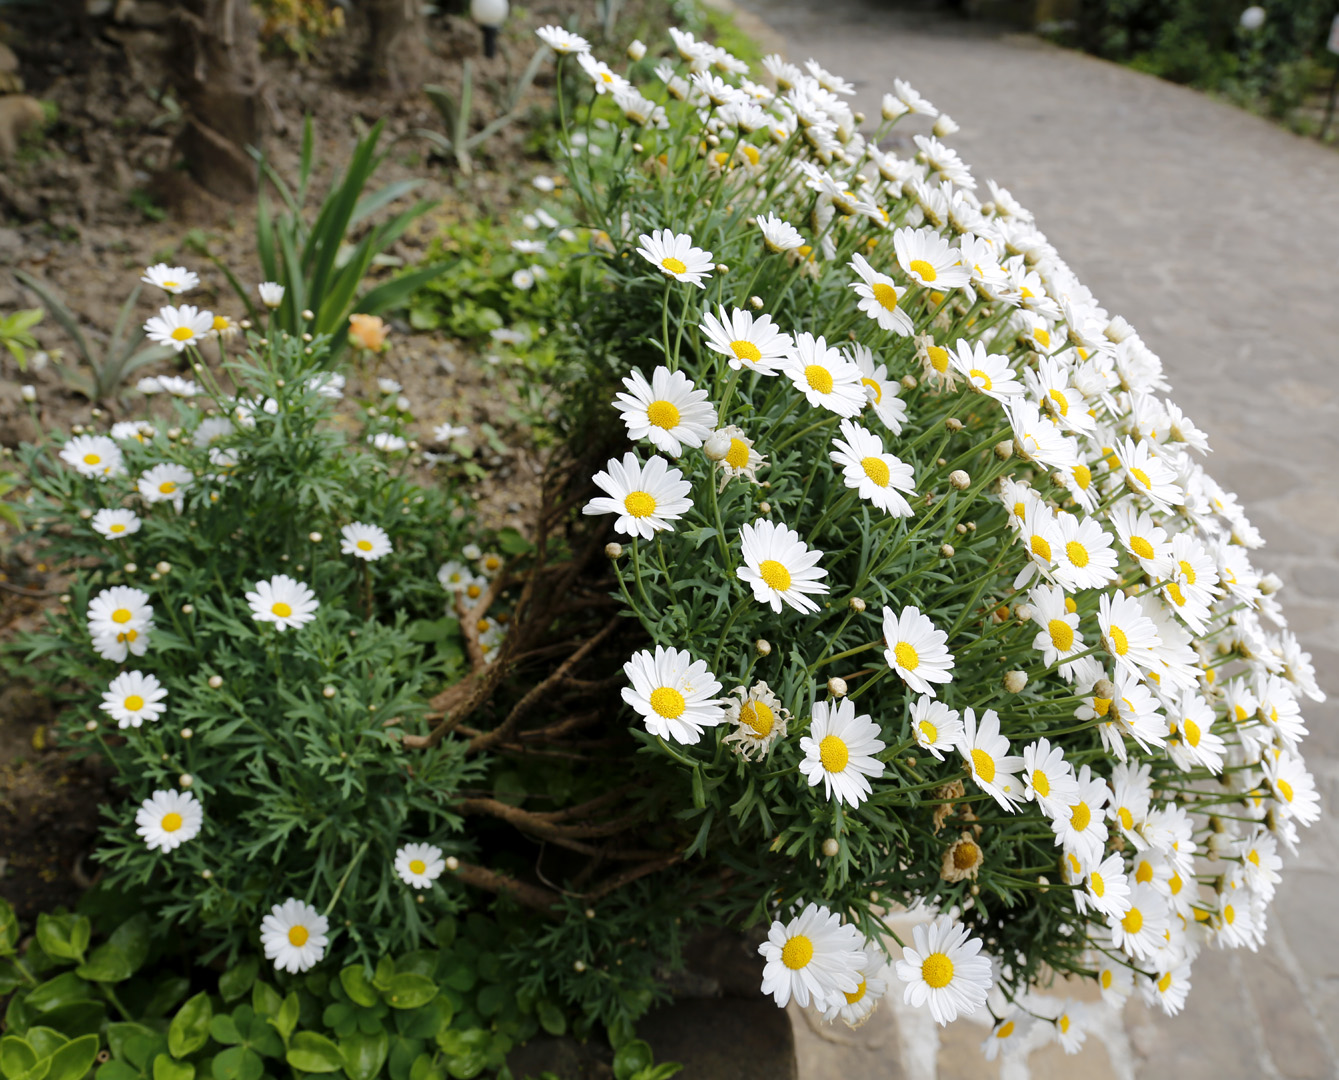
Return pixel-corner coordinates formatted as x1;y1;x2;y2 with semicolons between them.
324;839;371;916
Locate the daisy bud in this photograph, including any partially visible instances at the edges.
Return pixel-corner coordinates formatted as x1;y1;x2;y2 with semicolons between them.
309;531;322;543
201;869;213;879
59;594;71;604
1013;604;1034;622
715;263;729;273
181;728;193;739
945;417;963;432
970;883;980;896
1259;572;1282;595
627;38;646;60
759;502;771;514
900;375;917;390
179;774;193;788
827;676;848;698
956;523;968;534
706;134;720;147
1037;876;1050;892
632;143;644;153
755;638;772;657
72;423;84;434
240;319;252;330
848;596;866;613
821;838;840;857
416;895;425;905
1003;670;1028;693
258;338;269;347
302;309;315;320
949;470;970;490
702;430;731;461
605;542;623;560
156;561;171;574
932;114;959;137
167;427;181;440
585;908;596;919
446;856;460;871
181;604;194;615
85;719;98;732
124;563;138;574
749;296;764;309
573;960;587;972
940;544;955;558
1094;678;1116;700
208;675;223;689
20;384;35;402
302;333;313;343
78;508;93;519
993;440;1013;460
937;457;947;466
323;686;336;698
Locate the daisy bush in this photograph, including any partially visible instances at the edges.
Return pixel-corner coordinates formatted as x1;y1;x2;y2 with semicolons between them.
535;26;1328;1049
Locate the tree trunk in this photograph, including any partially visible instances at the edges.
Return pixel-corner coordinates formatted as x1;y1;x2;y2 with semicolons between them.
366;0;430;93
169;0;264;202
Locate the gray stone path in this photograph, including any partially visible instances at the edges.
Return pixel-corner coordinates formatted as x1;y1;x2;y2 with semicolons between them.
724;1;1339;1075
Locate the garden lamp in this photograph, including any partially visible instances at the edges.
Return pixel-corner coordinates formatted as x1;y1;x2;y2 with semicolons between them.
470;0;508;58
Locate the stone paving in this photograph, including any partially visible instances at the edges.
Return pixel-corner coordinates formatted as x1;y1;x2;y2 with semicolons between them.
721;1;1339;1076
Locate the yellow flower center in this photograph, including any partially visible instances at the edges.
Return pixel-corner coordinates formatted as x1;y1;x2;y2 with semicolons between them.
894;641;919;671
1030;534;1052;562
171;326;194;342
1072;464;1092;490
860;377;882;403
927;346;949;373
661;256;688;275
909;259;937;282
781;934;813;969
818;734;849;772
1049;619;1074;652
971;748;995;783
861;456;890;487
467;584;482;599
843;978;867;1005
918;719;938;745
409;859;427;875
921;952;954;989
272;602;293;618
1048;388;1069;416
1178;560;1196;584
288;926;309;947
624;491;656;518
996;1021;1015;1039
1155;971;1173;994
1032;770;1051;798
1122;907;1143;935
1129;536;1155;560
725;439;751;470
953;841;979;870
212;315;230;331
1183;719;1201;747
357;539;373;551
649;686;686;719
1065;541;1089;568
1247;849;1260;867
119;630;138;644
1108;625;1129;656
124;695;145;712
1091;871;1105;897
111;523;126;533
804;365;834;394
1070;801;1091;832
1135;860;1153;884
731;340;762;363
1094;696;1113;718
758;559;791;591
161;812;183;832
1169;872;1183;895
1118;806;1134;830
1166;582;1187;607
112;608;133;624
968;368;993;390
83;453;101;465
1100;970;1112;989
159;481;177;494
646;399;681;429
1059;1014;1070;1034
1034;327;1051;348
871;282;899;311
739;700;775;737
1130;467;1152;490
600;71;614;83
1277;779;1294;802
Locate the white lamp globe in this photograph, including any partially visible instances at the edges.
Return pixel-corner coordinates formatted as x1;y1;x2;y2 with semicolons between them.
1239;6;1266;31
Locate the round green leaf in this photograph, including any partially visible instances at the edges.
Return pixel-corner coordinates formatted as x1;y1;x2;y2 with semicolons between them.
152;1056;195;1080
338;968;378;1010
382;975;436;1011
285;1033;343;1074
0;899;19;955
612;1040;653;1080
337;1030;388;1080
210;1048;261;1080
1;1036;37;1079
44;1036;99;1080
168;994;212;1059
218;959;259;1004
534;1001;565;1038
34;916;89;964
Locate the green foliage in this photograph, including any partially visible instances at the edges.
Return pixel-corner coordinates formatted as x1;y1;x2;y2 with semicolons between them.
0;307;43;370
11;272;173;402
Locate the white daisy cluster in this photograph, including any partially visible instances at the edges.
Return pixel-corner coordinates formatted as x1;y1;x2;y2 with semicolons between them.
547;28;1325;1050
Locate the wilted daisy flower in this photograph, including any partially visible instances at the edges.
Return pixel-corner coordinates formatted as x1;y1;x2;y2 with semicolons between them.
536;24;589;54
948;339;1023;401
583;452;693;540
394;843;446;889
91;508;141;540
340;522;392;562
822;943;889;1027
613;366;718;457
723;681;789;759
737;519;829;614
100;670;168;728
137;463;194;507
799;697;885;806
894;916;992;1025
785;332;866;417
258;282;285;308
940;833;984;882
144;305;214;352
135;790;202;852
830;419;916;517
246;574;320;631
141;264;200;295
622;645;724;745
636;229;714;288
910;697;963;760
881;605;954;697
700;306;792;374
847;253;913;336
260;899;329;974
704;426;766;488
758;903;865;1008
958;707;1023;809
755;212;805;253
60;435;124;479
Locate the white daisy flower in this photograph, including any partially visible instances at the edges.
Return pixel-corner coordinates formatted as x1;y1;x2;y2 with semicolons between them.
92;625;151;663
535;24;589;54
830;419;916;517
982;1014;1031;1062
1237;830;1283;902
705;426;767;488
582;452;693;540
258;282;285;308
112;420;157;443
758;903;865;1009
144;305;214;352
1020;737;1079;819
612;86;668;128
1142;960;1192;1016
699;306;792;374
477;552;505;577
100;670;168;729
340;522;392;562
394;843;446;889
785;332;866;417
91;508;142;540
260;898;329;974
1052;1002;1088;1054
737;519;829;614
1108;883;1169;961
613;366;718;457
1081;852;1132;923
140;264;200;295
909;697;962;760
1005;399;1080;473
577;51;630;94
847;253;914;336
893;226;969;289
437;561;483;598
87;586;154;640
1167;690;1226;774
1263;751;1320;826
60;435;124;479
369;433;407;452
1098;591;1162;679
1108;501;1172;575
722;681;789;759
148;376;202;398
1050;511;1118;591
957;706;1023;810
1108;761;1152;849
636;229;714;288
137;463;194;506
1027;585;1085;678
948;339;1023;401
799;697;886;807
846;343;907;435
754;212;805;253
1052;764;1110;865
821;943;889;1027
134;789;202;852
1114;436;1183;510
246;574;320;631
1094;954;1134;1007
881;605;954;698
621;645;724;745
893;916;992;1026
